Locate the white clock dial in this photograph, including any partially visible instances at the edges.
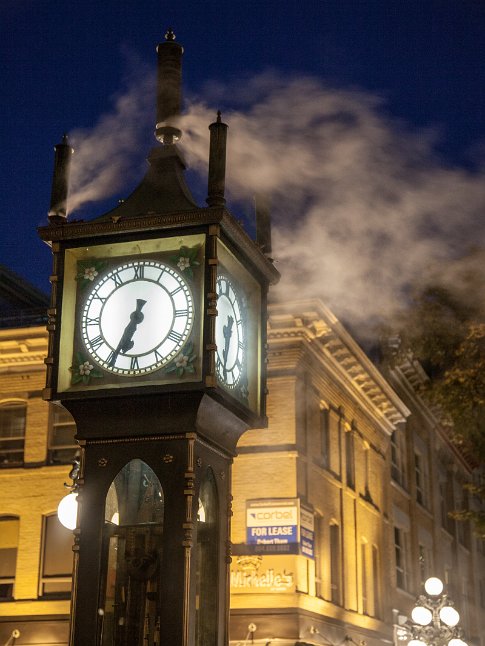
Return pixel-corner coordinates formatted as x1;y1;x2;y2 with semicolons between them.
81;259;193;375
215;276;245;388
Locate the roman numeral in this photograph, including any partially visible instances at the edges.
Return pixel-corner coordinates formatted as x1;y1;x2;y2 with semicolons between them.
112;273;123;287
175;309;188;318
156;270;165;283
130;356;140;370
90;335;104;350
167;330;183;344
85;317;100;326
170;285;183;296
133;265;144;279
93;295;106;304
154;349;163;362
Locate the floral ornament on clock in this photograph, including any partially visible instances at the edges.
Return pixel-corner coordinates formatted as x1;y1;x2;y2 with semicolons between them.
164;341;197;378
70;353;104;385
76;260;108;289
170;245;201;279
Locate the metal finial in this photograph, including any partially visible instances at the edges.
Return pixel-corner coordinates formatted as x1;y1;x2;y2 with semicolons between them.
61;133;69;145
165;28;175;41
217;110;222;123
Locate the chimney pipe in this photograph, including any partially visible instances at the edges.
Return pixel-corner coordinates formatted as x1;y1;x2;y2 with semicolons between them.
255;193;272;256
48;134;73;223
155;29;183;144
206;111;228;207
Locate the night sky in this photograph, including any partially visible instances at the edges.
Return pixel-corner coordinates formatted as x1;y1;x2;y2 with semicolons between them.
1;0;484;313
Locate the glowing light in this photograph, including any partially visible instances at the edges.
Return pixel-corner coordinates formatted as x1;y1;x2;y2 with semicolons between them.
448;639;468;646
408;640;427;646
111;512;119;525
424;576;444;596
439;606;460;627
57;492;78;530
411;606;433;626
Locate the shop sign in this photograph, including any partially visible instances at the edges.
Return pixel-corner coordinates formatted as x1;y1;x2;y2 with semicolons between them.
230;555;295;593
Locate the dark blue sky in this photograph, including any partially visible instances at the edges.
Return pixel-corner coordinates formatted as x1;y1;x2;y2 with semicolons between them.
1;0;484;295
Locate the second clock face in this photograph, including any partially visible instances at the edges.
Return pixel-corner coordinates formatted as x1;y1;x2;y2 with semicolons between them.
81;259;193;375
215;275;245;388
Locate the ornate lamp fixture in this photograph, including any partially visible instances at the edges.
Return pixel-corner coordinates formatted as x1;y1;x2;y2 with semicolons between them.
407;577;468;646
57;455;81;530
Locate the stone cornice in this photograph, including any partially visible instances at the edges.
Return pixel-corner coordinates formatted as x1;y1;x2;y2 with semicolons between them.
0;326;48;372
267;300;409;434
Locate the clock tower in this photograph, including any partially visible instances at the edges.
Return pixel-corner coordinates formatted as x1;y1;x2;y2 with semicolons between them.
39;30;279;646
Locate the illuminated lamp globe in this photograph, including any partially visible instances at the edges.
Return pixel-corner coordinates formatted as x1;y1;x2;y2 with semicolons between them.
57;492;78;530
411;606;433;626
448;639;468;646
408;640;427;646
440;606;460;627
424;576;444;596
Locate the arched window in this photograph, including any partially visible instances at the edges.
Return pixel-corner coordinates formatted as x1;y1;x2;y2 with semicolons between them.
0;400;26;467
195;468;219;646
40;513;73;597
0;516;19;600
99;460;164;646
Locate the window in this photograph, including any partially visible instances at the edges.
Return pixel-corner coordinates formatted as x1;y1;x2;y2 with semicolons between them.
0;516;19;600
0;401;26;467
414;445;430;508
439;469;455;534
394;526;410;591
100;460;164;644
345;428;355;490
391;425;407;488
196;468;219;646
319;405;329;468
330;523;342;605
40;514;73;596
372;545;380;618
314;515;324;598
48;404;77;464
361;541;368;615
418;543;432;583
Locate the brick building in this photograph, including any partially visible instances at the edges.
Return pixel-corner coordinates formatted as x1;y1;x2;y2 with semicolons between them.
1;276;483;645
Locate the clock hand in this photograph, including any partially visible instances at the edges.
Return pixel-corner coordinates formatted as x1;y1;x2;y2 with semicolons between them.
222;314;234;378
108;299;146;366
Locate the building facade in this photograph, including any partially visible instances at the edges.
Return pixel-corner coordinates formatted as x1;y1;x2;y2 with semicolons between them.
0;287;484;645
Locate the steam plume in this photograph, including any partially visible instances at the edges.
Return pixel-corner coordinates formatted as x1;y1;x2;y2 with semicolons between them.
68;69;485;327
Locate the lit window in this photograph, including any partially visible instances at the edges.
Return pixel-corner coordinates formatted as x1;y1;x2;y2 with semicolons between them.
40;514;73;596
48;404;77;465
0;401;26;467
0;516;19;600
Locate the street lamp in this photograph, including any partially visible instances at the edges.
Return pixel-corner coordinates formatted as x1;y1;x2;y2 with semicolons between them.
407;577;468;646
57;456;80;530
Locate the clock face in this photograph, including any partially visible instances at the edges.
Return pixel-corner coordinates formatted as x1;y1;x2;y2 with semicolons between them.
215;275;245;388
81;259;193;375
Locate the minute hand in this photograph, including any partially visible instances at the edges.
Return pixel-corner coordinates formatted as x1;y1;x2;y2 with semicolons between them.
108;299;146;367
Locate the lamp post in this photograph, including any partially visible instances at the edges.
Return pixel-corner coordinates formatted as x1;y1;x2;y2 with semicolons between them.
407;577;468;646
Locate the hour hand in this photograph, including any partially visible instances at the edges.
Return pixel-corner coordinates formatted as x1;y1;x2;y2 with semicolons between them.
222;314;234;375
108;299;146;366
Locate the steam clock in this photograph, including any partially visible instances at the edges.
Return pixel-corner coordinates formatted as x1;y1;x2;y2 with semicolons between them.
38;31;279;646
